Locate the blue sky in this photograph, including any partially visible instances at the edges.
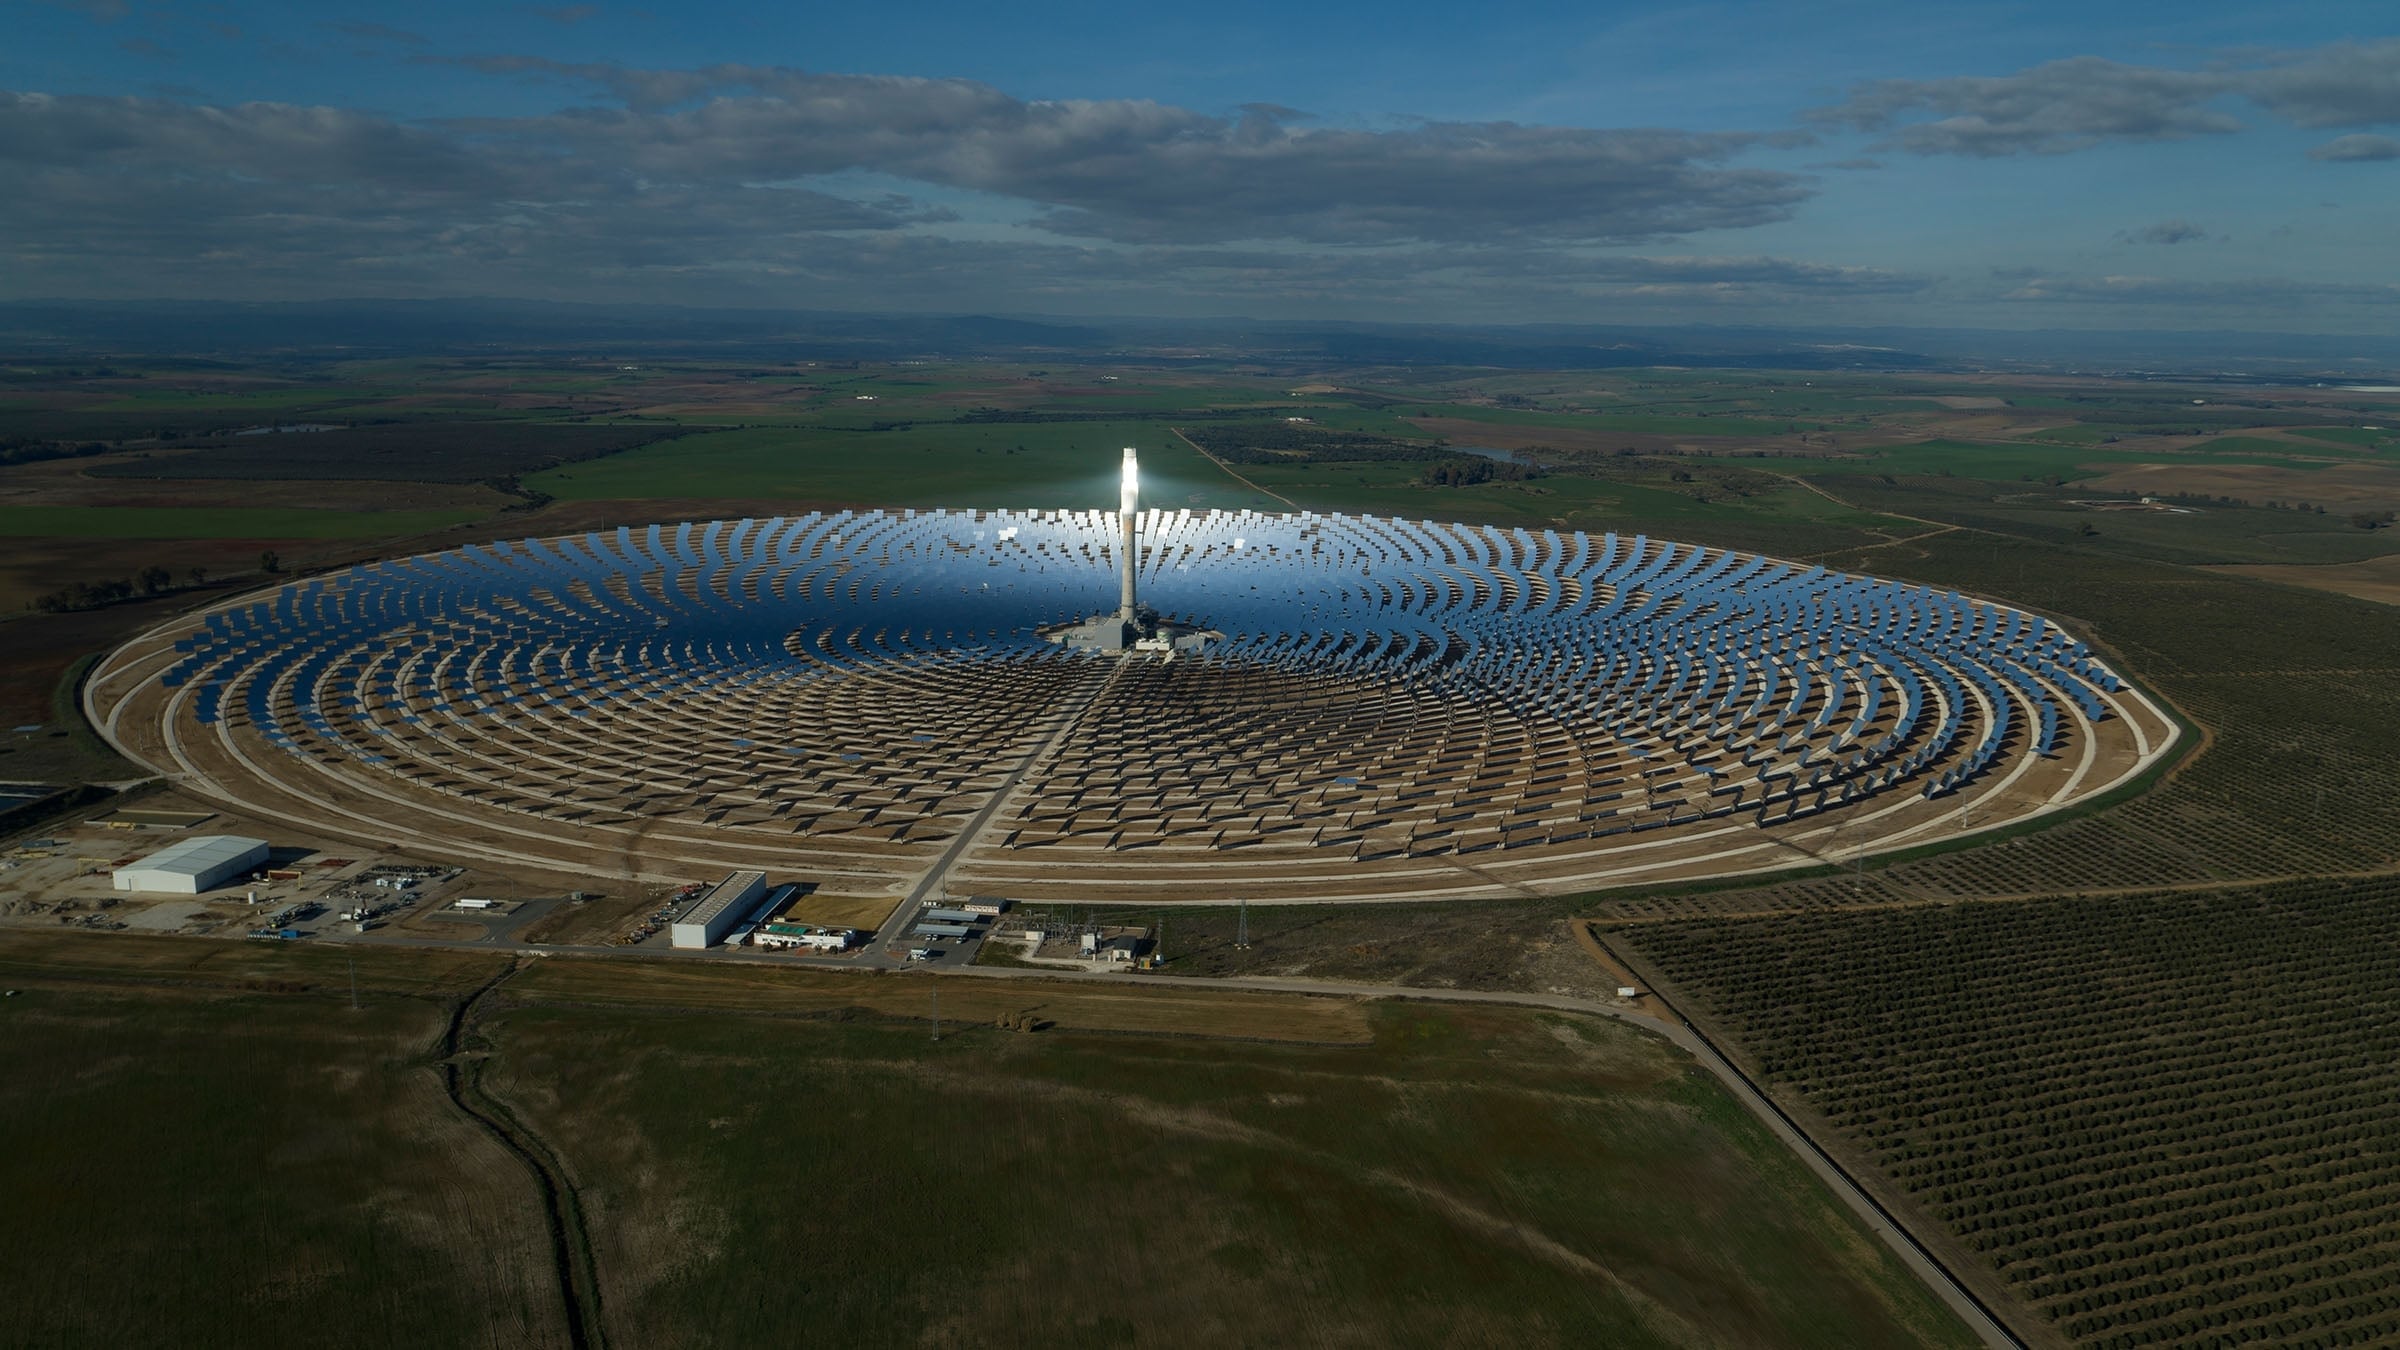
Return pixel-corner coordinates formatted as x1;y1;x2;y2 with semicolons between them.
6;0;2397;331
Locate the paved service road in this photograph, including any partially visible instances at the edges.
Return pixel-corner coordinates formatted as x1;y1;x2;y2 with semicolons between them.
846;663;1127;969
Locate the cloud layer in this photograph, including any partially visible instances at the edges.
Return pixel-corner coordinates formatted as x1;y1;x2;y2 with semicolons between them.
0;64;1854;312
3;38;2393;329
1811;41;2400;156
434;61;1813;246
1999;272;2400;308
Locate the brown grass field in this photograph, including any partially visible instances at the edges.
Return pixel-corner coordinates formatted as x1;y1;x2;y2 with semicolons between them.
2208;551;2400;605
0;929;1975;1348
481;990;1973;1348
513;888;664;945
504;956;1375;1044
2081;459;2400;511
0;950;562;1349
0;927;508;995
773;890;903;928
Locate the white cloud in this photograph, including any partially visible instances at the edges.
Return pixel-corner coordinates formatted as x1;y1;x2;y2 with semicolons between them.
0;79;1848;312
1807;57;2239;156
1810;40;2400;157
2309;132;2400;162
435;61;1812;245
2245;40;2400;129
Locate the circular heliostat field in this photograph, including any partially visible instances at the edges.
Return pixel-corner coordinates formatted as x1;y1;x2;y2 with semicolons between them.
91;510;2177;902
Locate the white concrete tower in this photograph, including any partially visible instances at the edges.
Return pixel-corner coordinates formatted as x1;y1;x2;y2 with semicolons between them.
1118;445;1139;622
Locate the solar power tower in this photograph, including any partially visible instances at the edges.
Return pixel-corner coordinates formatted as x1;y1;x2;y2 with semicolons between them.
1119;445;1139;623
1044;445;1215;654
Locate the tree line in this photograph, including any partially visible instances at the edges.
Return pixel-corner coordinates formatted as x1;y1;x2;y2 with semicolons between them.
27;552;279;614
1418;456;1540;486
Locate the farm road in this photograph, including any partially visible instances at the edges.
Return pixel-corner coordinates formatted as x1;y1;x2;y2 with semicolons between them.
1171;426;1299;509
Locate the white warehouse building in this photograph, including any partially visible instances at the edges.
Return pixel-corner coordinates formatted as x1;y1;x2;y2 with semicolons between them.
671;871;769;949
112;835;270;895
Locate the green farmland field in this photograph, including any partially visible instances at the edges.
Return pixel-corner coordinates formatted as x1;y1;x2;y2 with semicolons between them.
2187;434;2361;463
527;422;1260;511
2287;426;2398;450
0;504;485;538
1792;440;2130;483
2025;424;2119;445
1774;437;2371;485
1402;403;1817;439
1230;459;1911;554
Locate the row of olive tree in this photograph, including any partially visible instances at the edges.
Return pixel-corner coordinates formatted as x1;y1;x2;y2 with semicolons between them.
26;551;279;614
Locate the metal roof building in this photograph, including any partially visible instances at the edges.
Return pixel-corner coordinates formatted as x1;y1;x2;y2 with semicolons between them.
112;835;270;895
671;871;769;949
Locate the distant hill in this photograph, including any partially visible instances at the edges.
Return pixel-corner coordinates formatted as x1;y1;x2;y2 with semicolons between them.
3;298;2396;379
0;300;1113;363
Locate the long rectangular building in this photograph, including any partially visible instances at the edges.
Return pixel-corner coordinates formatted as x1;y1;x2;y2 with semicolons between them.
671;871;769;949
113;835;269;895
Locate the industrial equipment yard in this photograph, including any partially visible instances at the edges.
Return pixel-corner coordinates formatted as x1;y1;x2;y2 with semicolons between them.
2;787;1016;971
